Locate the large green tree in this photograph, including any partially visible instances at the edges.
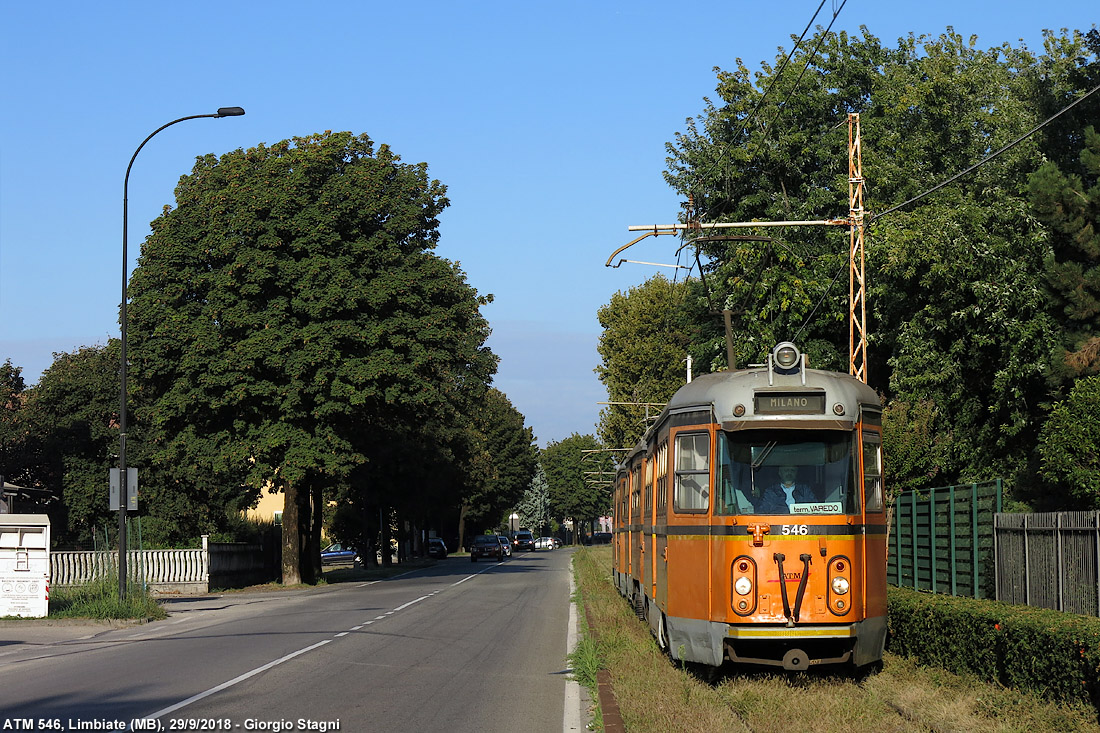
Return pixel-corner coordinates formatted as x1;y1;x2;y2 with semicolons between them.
1029;125;1100;386
454;388;539;549
1029;125;1100;508
596;275;708;452
0;360;32;490
654;26;1097;499
128;131;496;583
541;434;612;540
1038;375;1100;507
21;345;119;544
515;463;552;536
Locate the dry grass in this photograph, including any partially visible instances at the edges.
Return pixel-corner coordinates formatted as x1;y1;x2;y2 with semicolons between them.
573;546;1100;733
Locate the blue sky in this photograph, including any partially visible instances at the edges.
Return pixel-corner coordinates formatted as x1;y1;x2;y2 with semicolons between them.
1;1;1096;447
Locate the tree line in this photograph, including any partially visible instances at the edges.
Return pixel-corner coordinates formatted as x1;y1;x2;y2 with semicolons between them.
0;132;558;583
597;26;1100;511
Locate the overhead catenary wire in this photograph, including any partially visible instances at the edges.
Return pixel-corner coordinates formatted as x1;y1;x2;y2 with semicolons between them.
696;0;832;196
743;0;849;169
872;79;1100;222
694;1;849;225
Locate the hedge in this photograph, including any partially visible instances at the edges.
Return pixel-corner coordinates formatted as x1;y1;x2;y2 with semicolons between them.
887;586;1100;709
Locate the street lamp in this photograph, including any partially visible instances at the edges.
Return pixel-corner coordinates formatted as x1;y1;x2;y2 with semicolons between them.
117;107;245;599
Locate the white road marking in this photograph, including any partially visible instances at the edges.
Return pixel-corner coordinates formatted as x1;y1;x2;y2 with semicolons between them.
141;559;513;721
144;639;332;720
564;565;584;732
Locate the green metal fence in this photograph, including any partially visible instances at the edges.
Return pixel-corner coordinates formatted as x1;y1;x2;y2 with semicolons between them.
887;479;1003;599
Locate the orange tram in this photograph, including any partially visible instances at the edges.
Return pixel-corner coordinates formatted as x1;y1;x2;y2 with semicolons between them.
612;342;887;672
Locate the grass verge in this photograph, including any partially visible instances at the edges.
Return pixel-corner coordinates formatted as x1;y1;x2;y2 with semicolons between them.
572;546;1100;732
48;575;166;620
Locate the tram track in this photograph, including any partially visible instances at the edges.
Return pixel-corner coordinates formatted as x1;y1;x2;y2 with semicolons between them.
574;547;1100;732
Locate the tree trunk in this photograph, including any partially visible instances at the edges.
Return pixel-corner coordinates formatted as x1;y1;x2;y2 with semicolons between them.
310;481;323;578
281;481;302;586
360;501;377;568
457;503;469;554
381;507;392;566
281;479;315;585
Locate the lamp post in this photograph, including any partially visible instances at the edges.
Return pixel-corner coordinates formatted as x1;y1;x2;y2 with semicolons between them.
118;107;245;599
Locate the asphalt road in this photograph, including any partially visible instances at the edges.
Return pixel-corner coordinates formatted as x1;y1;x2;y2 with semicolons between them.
0;547;584;732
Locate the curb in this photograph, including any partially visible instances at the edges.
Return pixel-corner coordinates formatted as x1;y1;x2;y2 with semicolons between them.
583;604;625;733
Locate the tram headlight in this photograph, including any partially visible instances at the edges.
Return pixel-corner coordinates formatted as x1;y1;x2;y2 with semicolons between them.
831;576;850;595
734;576;753;596
773;342;801;369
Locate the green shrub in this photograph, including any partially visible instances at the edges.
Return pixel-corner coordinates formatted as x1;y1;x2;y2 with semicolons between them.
887;586;1100;710
50;574;165;620
1038;375;1100;507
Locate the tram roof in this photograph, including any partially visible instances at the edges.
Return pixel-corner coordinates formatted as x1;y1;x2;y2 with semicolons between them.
619;365;880;468
665;366;879;431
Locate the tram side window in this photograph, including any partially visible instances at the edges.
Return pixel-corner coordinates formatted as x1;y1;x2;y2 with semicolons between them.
863;433;884;513
674;433;709;512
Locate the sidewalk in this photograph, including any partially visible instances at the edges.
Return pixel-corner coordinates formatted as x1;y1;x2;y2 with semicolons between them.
0;617;145;645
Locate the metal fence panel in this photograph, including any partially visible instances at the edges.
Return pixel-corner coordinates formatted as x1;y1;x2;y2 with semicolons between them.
889;480;1002;599
995;511;1100;616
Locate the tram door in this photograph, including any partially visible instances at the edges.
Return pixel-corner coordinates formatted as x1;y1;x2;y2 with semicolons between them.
642;448;654;603
654;436;669;611
629;459;643;587
666;426;713;623
859;410;887;619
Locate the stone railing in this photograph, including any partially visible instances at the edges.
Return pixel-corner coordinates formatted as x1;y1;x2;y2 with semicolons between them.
50;536;280;595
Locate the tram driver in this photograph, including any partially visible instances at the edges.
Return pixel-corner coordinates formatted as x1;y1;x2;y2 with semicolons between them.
755;465;818;514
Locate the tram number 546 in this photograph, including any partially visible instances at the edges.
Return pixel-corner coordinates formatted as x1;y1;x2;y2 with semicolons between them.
781;525;809;535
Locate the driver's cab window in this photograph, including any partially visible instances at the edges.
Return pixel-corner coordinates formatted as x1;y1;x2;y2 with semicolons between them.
674;432;709;512
863;432;884;513
715;431;858;516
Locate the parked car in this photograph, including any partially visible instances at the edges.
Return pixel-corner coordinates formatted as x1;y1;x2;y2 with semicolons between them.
512;530;536;552
321;543;359;564
427;537;448;559
496;535;513;557
534;536;555;550
551;537;562;548
592;532;613;545
471;534;504;562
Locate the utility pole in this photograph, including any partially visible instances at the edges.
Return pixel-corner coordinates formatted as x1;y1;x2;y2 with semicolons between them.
609;113;869;384
848;113;867;383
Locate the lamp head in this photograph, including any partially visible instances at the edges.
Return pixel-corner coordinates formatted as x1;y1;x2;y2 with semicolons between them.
215;107;246;117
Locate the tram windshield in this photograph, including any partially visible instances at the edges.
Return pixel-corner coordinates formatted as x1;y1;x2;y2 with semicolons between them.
715;430;858;516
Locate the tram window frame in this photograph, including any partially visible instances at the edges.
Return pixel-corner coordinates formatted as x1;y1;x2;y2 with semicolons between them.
656;440;669;513
630;465;641;518
673;432;710;513
644;451;654;514
862;432;884;513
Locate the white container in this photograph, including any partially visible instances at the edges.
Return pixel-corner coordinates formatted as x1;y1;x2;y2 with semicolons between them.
0;514;51;618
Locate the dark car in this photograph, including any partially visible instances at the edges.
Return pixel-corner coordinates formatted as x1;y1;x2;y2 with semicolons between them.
470;534;504;562
320;543;359;564
512;530;535;552
427;537;448;559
